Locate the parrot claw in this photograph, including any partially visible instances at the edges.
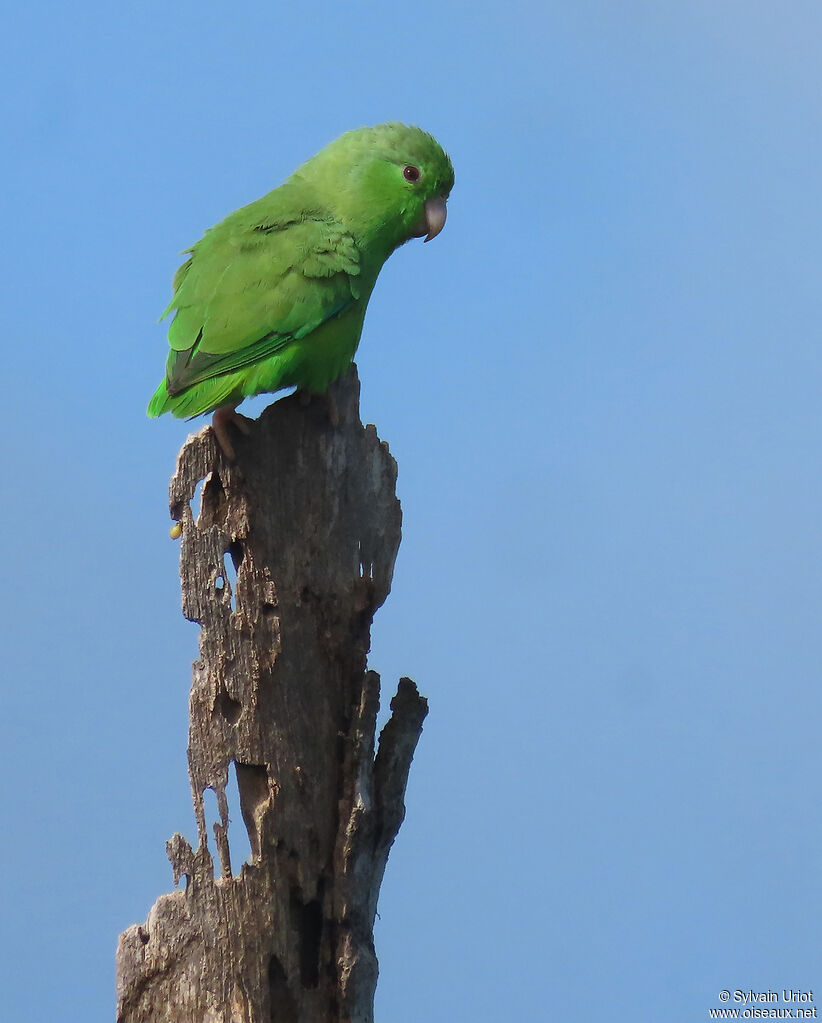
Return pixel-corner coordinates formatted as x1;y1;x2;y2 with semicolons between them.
212;407;253;461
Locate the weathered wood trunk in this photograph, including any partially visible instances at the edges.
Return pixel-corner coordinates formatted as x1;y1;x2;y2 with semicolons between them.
116;368;427;1023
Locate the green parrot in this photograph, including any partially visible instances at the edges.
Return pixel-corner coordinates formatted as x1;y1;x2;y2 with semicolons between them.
147;122;454;457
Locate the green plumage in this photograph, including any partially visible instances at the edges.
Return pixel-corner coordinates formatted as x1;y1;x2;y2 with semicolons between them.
147;123;454;420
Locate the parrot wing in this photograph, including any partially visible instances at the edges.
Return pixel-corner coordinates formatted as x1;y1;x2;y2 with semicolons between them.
162;217;362;396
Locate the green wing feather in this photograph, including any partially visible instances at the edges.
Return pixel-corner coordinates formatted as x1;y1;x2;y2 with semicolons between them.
148;213;362;418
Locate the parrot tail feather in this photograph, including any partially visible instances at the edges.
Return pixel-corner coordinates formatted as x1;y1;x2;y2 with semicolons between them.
147;380;171;418
146;374;247;420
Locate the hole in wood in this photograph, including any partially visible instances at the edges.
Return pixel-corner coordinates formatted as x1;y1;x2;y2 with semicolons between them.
227;539;244;569
225;761;253;867
200;470;226;527
215;686;242;724
223;550;238;613
357;540;374;580
235;761;272;863
290;884;323;989
267;955;298;1023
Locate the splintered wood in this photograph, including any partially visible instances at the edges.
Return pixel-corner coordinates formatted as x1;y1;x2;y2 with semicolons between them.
116;369;427;1023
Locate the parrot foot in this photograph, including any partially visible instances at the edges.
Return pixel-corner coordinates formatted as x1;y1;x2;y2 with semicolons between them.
211;407;253;461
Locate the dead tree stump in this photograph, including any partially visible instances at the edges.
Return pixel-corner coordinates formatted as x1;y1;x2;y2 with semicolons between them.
116;368;428;1023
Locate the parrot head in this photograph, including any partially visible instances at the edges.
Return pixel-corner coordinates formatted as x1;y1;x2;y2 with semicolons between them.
293;122;454;256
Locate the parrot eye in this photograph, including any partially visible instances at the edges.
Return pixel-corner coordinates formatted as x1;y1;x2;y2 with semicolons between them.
403;165;421;182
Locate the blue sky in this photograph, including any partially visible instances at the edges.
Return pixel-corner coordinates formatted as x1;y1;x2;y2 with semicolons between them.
2;2;821;1019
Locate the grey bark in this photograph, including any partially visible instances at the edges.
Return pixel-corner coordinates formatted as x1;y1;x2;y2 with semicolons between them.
116;368;427;1023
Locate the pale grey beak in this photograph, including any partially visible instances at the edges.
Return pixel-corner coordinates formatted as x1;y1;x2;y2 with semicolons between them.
423;196;448;242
